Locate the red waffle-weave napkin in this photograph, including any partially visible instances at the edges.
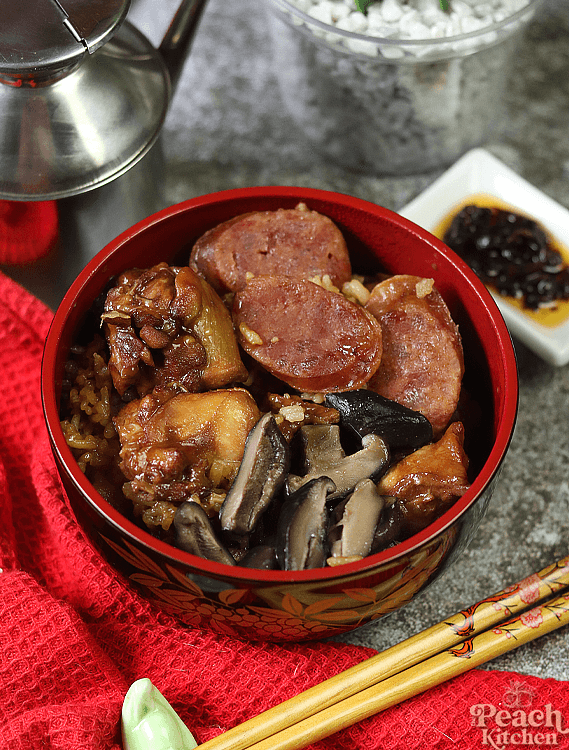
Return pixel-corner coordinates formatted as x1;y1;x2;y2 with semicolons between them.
0;200;59;265
0;270;568;750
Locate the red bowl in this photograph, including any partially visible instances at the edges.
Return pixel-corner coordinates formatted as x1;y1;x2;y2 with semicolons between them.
41;187;518;642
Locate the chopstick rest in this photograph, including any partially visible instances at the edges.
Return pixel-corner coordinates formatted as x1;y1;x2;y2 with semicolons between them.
121;678;198;750
193;555;569;750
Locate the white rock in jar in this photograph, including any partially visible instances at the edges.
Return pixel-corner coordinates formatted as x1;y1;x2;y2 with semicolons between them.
287;0;532;51
266;0;534;174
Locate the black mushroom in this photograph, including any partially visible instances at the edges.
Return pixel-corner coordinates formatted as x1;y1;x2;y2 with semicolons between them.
219;413;290;539
174;501;236;565
325;390;433;451
328;479;385;561
300;424;346;474
239;544;279;570
287;427;389;502
276;477;336;571
371;498;406;554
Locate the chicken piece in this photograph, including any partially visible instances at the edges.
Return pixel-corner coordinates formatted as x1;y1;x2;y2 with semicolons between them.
114;388;261;514
375;421;470;534
103;263;247;397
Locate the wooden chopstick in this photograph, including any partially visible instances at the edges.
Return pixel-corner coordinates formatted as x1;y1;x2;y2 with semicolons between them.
237;591;569;750
194;556;569;750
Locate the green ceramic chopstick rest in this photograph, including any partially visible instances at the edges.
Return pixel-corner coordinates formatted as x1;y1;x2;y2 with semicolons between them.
121;678;198;750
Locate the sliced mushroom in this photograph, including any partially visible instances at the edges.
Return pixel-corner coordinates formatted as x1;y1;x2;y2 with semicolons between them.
239;545;279;570
277;477;335;571
325;390;433;451
371;498;406;553
219;413;290;539
328;479;385;560
298;424;346;474
287;432;389;502
173;501;236;565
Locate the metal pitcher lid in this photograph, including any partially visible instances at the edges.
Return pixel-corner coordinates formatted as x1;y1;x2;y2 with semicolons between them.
0;18;170;201
1;0;130;78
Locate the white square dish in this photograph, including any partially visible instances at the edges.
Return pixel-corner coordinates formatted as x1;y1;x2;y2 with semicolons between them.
399;148;569;367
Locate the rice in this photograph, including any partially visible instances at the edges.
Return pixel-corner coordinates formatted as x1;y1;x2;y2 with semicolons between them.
60;336;120;474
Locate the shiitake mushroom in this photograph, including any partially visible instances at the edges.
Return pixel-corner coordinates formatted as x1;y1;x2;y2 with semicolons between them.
325;390;432;451
173;392;434;570
219;413;290;539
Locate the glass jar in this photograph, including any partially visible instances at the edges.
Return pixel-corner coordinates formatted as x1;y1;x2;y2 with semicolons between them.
264;0;542;174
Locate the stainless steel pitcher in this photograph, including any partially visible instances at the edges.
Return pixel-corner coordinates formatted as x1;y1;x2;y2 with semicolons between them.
0;0;208;266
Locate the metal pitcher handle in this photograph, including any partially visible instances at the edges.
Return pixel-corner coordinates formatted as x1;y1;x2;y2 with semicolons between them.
159;0;210;93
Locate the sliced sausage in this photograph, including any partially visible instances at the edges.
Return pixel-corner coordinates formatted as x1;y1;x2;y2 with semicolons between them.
365;275;464;437
233;276;383;393
189;203;352;294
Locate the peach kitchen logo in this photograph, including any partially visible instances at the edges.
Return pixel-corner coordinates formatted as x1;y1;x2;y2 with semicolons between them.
470;681;569;748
